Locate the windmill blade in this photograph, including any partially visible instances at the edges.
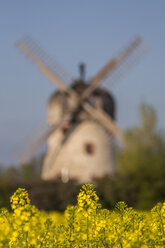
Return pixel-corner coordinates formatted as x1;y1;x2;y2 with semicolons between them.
18;126;54;165
16;36;74;85
16;37;77;100
82;102;124;142
99;38;147;88
18;114;71;164
42;123;78;176
82;37;145;100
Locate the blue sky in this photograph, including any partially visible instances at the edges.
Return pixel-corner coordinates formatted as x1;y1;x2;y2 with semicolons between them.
0;1;165;165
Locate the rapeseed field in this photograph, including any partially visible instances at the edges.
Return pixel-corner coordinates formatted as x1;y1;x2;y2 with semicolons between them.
0;184;165;247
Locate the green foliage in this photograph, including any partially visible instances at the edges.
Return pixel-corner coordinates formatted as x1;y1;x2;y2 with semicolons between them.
117;103;165;209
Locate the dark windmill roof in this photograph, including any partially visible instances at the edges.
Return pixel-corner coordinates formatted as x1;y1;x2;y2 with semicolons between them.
48;81;116;119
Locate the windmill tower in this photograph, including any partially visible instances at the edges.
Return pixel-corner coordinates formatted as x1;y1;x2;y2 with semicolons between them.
16;37;145;183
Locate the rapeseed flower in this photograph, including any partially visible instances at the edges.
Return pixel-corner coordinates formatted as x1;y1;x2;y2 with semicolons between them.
0;185;164;247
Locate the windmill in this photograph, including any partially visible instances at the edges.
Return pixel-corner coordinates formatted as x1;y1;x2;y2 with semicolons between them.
16;36;145;183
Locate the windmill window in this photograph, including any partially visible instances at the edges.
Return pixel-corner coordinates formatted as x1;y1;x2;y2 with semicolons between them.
62;126;69;134
84;142;95;155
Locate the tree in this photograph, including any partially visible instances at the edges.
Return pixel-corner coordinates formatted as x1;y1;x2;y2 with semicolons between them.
117;103;165;209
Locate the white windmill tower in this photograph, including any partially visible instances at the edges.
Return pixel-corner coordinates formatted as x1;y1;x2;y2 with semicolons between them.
16;37;145;183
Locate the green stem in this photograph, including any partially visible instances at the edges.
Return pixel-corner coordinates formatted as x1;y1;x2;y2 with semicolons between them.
159;213;165;248
86;215;89;248
39;229;49;248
